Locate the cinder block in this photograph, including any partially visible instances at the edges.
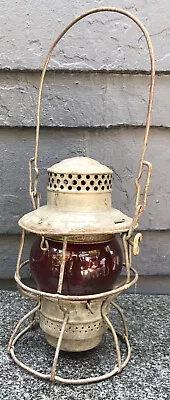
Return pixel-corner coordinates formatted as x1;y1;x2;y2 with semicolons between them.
0;0;169;71
0;72;169;128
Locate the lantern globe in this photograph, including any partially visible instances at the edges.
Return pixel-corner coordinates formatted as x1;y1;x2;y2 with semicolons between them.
30;236;123;295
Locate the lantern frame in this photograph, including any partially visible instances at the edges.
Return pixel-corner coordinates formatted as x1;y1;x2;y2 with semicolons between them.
8;7;155;384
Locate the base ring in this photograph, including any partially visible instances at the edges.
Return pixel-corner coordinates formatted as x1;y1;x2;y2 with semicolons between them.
8;300;131;384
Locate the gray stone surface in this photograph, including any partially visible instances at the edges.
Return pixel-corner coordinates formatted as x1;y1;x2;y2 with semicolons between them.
0;0;170;71
0;292;169;399
0;1;170;283
0;72;169;128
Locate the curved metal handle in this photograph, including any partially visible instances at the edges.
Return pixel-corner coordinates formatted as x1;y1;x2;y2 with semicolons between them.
30;7;155;232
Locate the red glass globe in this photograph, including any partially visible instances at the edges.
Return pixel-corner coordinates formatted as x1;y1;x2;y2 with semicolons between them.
30;237;123;295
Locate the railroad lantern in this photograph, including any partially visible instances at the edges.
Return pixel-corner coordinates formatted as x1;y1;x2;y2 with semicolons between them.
8;7;155;384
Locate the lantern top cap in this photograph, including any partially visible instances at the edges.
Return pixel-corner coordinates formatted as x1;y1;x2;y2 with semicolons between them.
48;157;112;175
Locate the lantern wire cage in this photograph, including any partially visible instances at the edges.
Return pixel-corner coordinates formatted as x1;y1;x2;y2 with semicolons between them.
8;7;155;384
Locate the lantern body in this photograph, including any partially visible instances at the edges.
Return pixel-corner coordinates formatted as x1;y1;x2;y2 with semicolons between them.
18;157;133;352
30;237;123;295
8;5;155;380
21;157;130;351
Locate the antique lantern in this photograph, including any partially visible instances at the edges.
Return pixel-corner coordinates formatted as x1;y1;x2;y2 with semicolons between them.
8;7;155;384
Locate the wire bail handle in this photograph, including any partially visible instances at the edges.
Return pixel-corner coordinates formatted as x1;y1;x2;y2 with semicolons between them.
29;7;155;234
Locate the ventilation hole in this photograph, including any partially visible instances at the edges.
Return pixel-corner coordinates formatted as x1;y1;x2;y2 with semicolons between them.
102;175;105;179
94;324;96;327
65;330;68;333
52;178;54;183
101;186;105;190
72;180;77;185
64;179;68;184
54;184;57;189
57;179;60;184
60;174;64;178
50;183;52;188
48;177;50;183
77;174;81;179
76;327;78;330
79;331;82;333
69;326;71;330
107;174;109;178
86;175;90;179
98;180;102;185
107;186;109;190
115;219;125;224
104;180;107;184
86;187;90;191
90;180;94;186
81;180;86;185
68;186;72;190
94;175;98;179
72;330;75;333
68;174;72;179
94;186;98;191
77;186;81;191
91;328;94;331
109;179;112;184
81;326;84;329
60;185;64;189
50;172;52;177
54;173;57;177
84;330;87;333
88;326;91;329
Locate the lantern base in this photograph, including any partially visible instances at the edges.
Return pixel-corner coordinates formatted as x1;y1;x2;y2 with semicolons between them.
9;261;138;384
39;297;109;352
8;295;133;384
46;333;102;352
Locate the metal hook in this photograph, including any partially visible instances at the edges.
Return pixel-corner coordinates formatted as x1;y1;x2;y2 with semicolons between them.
133;233;143;256
40;236;49;251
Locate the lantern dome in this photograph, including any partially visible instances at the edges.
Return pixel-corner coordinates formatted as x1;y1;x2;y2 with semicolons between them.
19;156;132;240
48;156;112;174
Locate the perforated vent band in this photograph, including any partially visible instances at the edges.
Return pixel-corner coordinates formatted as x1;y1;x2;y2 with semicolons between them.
48;172;112;192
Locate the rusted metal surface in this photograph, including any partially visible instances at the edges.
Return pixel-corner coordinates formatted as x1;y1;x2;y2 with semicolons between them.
9;7;155;384
19;205;133;236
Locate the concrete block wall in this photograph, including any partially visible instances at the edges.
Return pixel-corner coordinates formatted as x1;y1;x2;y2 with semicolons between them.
0;0;170;292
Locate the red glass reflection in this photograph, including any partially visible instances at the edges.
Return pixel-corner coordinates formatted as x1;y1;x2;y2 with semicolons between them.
30;237;122;295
